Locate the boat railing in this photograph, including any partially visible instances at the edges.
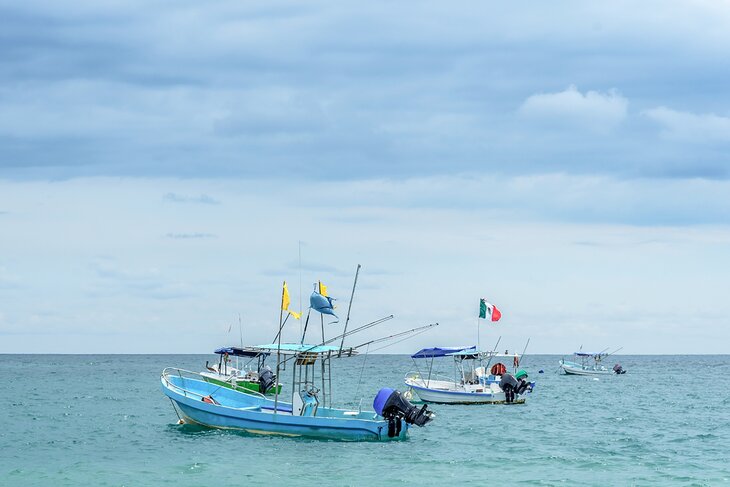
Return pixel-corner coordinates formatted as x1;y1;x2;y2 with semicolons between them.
405;370;455;385
162;367;267;400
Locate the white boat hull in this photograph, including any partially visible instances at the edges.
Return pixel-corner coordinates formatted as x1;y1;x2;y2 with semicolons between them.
560;361;614;376
404;378;525;405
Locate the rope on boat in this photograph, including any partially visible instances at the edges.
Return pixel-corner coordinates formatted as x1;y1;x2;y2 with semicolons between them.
353;343;371;410
168;397;183;424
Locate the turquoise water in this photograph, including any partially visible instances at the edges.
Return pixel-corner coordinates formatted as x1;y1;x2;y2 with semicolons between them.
2;354;729;486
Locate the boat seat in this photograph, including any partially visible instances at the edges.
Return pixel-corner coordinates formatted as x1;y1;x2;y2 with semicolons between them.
299;391;319;417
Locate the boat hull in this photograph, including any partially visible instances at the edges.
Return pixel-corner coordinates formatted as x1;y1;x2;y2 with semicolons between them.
162;376;408;441
405;378;526;405
559;360;614;376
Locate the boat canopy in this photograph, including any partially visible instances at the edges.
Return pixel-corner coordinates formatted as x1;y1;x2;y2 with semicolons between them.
411;346;477;359
574;352;605;357
214;347;269;358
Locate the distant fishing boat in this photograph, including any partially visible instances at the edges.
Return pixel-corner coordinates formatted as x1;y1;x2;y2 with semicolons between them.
559;349;626;376
404;346;533;404
199;346;282;395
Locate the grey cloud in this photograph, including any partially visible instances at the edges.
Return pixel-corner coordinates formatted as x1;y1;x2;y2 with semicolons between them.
1;2;730;181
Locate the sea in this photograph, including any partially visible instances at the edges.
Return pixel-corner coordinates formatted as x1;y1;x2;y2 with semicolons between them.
1;354;729;486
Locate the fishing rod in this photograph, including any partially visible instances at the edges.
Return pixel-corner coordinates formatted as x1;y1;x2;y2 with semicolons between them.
368;325;436;353
353;323;439;349
271;315;395;367
604;347;623;358
323;315;394;347
338;264;361;357
517;337;531;368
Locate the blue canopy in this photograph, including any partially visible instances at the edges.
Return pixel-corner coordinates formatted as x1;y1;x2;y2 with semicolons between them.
574;352;604;357
411;346;477;359
214;347;269;358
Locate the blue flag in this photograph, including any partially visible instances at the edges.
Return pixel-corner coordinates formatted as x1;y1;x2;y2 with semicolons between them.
310;291;338;318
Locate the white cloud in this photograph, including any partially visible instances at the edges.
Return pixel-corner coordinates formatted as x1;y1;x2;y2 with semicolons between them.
1;177;729;353
519;85;628;133
644;106;730;143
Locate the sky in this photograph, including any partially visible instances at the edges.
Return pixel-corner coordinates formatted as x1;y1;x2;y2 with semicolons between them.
1;1;729;354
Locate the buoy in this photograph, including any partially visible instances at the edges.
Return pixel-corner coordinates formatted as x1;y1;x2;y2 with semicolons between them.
177;419;185;425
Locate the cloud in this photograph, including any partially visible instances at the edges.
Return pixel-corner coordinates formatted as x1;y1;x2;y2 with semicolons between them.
89;259;194;300
519;85;628;132
163;192;220;204
2;3;730;181
165;232;217;239
0;267;21;290
644;107;730;143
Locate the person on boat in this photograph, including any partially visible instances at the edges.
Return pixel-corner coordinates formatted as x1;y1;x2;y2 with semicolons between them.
499;372;518;403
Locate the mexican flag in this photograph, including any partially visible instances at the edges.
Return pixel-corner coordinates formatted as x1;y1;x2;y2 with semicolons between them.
479;298;502;322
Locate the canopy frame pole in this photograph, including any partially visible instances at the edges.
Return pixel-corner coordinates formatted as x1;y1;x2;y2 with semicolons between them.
273;283;285;414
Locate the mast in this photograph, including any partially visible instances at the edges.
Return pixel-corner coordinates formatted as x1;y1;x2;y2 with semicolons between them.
273;282;285;413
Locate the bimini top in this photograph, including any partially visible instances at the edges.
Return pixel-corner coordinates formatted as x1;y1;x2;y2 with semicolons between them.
411;346;477;359
574;352;605;357
214;347;269;358
250;343;355;356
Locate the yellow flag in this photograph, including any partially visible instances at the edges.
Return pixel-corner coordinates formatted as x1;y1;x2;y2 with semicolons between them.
281;281;301;319
282;281;291;311
319;281;328;297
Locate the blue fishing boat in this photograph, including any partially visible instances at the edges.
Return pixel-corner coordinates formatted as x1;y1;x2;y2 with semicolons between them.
163;273;435;441
162;343;433;441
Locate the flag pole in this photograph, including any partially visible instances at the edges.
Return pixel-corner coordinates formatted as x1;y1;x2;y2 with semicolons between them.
274;282;285;414
477;315;481;351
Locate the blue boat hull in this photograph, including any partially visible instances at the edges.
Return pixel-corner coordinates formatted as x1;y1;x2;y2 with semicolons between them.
161;376;408;441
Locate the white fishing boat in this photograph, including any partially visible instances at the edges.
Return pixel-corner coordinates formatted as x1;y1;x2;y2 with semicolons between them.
559;350;626;376
404;346;533;404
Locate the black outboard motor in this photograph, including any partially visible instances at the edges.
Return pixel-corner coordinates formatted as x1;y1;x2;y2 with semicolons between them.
613;363;626;375
373;388;433;437
258;365;276;394
500;373;518;404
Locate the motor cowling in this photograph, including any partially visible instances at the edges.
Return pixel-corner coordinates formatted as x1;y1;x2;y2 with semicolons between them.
613;363;626;374
258;365;276;394
373;388;433;428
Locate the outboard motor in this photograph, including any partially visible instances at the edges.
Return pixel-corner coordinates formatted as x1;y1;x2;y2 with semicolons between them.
613;363;626;375
373;388;433;438
258;365;276;394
